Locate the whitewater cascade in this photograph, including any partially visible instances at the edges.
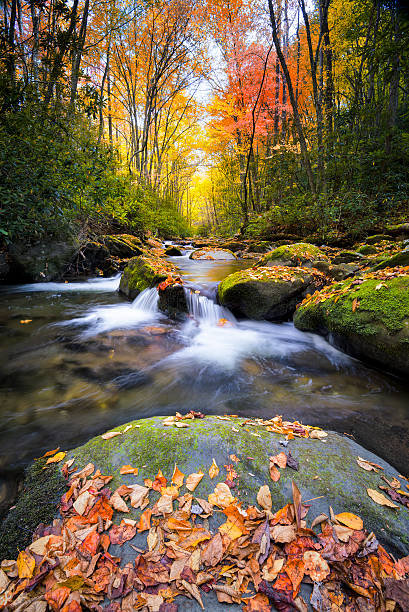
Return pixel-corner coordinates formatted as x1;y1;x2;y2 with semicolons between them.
131;287;159;312
184;288;235;325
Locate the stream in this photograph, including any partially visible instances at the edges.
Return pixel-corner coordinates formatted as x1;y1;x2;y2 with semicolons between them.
1;250;409;511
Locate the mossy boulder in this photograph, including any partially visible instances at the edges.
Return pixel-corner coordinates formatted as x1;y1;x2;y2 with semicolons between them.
165;246;183;256
385;222;409;237
218;266;327;320
365;234;394;244
356;244;378;255
4;416;408;562
256;243;328;269
248;241;272;253
190;248;237;261
372;247;409;270
101;234;143;258
331;250;367;265
313;261;359;281
294;270;409;377
222;241;245;252
119;255;172;300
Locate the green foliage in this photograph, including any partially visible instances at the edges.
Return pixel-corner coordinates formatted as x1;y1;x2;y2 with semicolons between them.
0;99;190;247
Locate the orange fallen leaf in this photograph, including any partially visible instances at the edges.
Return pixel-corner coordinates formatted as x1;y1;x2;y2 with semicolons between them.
269;463;280;482
101;431;122;440
40;447;60;459
17;551;35;579
303;551;330;582
209;458;219;479
137;509;152;532
270;452;287;469
208;483;235;508
186;471;204;492
120;465;139;475
335;512;363;530
257;485;272;511
20;320;32;324
171;464;184;488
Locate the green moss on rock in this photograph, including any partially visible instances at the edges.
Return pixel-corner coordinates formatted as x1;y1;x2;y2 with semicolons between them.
119;255;171;299
256;243;327;268
0;460;65;560
294;272;409;376
372;249;409;270
218;266;327;320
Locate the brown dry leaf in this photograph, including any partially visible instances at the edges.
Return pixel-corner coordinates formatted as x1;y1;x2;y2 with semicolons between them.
271;524;297;543
180;580;204;609
335;512;363;530
129;484;149;509
101;431;122;440
0;569;9;595
45;451;66;465
208;483;235;508
136;509;152;533
367;488;399;508
175;422;189;428
17;551;35;579
357;457;378;472
292;480;302;530
333;524;354;543
209;458;219;479
257;485;272;511
120;465;138;476
110;491;130;513
201;533;223;567
185;471;204;492
352;298;360;312
171;465;184;488
73;490;93;515
123;424;132;433
29;535;52;556
262;557;284;582
156;494;173;516
303;551;330;582
309;429;328;439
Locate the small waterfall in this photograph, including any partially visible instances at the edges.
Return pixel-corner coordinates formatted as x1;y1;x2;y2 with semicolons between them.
131;287;159;312
184;288;235;325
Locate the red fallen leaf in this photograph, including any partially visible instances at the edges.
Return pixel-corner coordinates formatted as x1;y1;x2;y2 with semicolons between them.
87;497;113;523
274;571;294;593
137;508;152;532
259;579;297;611
284;558;305;595
82;530;100;555
45;587;71;611
109;520;136;545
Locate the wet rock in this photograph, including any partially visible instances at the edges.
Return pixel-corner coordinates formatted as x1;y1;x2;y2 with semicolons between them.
100;234;143;258
222;241;245;252
247;241;272;253
313;261;360;281
294;270;409;377
218;266;327;321
190;248;237;261
158;283;188;317
7;239;79;282
372;247;409;270
165;246;183;256
331;250;367;265
119;255;173;300
256;242;328;269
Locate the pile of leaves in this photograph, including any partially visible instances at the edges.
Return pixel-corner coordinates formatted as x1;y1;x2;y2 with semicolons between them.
243;266;328;289
1;446;408;611
298;266;409;310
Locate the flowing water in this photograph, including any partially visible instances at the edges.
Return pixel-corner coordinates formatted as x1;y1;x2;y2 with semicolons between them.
1;251;409;511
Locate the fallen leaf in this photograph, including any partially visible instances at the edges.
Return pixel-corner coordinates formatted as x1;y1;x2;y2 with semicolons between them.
271;452;287;469
257;485;272;511
271;524;297;543
303;551;330;582
335;512;363;530
357;456;382;472
40;447;60;459
269;463;280;482
309;430;327;439
285;558;305;594
243;593;270;611
171;465;184;488
17;551;35;578
46;451;66;465
208;483;235;508
209;459;219;479
110;491;130;513
73;490;93;515
120;465;138;475
367;488;399;508
45;587;70;611
101;431;122;440
20;319;32;324
129;484;150;509
185;471;204;492
137;509;152;532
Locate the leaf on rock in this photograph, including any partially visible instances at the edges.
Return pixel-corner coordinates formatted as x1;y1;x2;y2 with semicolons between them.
286;451;299;471
129;484;150;509
136;509;152;533
171;464;184;488
101;431;122;440
243;593;270;611
45;451;66;465
284;558;305;594
201;532;223;567
269;463;280;482
356;457;382;472
367;488;399;508
152;469;167;491
209;459;219;479
271;524;297;544
303;551;330;582
185;471;204;492
110;491;129;513
257;485;272;511
271;452;287;469
45;587;71;612
17;551;35;578
40;447;60;459
120;465;138;475
208;483;235;508
335;512;363;531
309;429;327;439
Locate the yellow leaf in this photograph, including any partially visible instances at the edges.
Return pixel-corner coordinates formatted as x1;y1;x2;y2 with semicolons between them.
120;465;138;475
209;459;219;479
17;551;35;579
218;520;242;540
208;483;235;508
45;451;66;465
367;488;398;508
335;512;363;530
